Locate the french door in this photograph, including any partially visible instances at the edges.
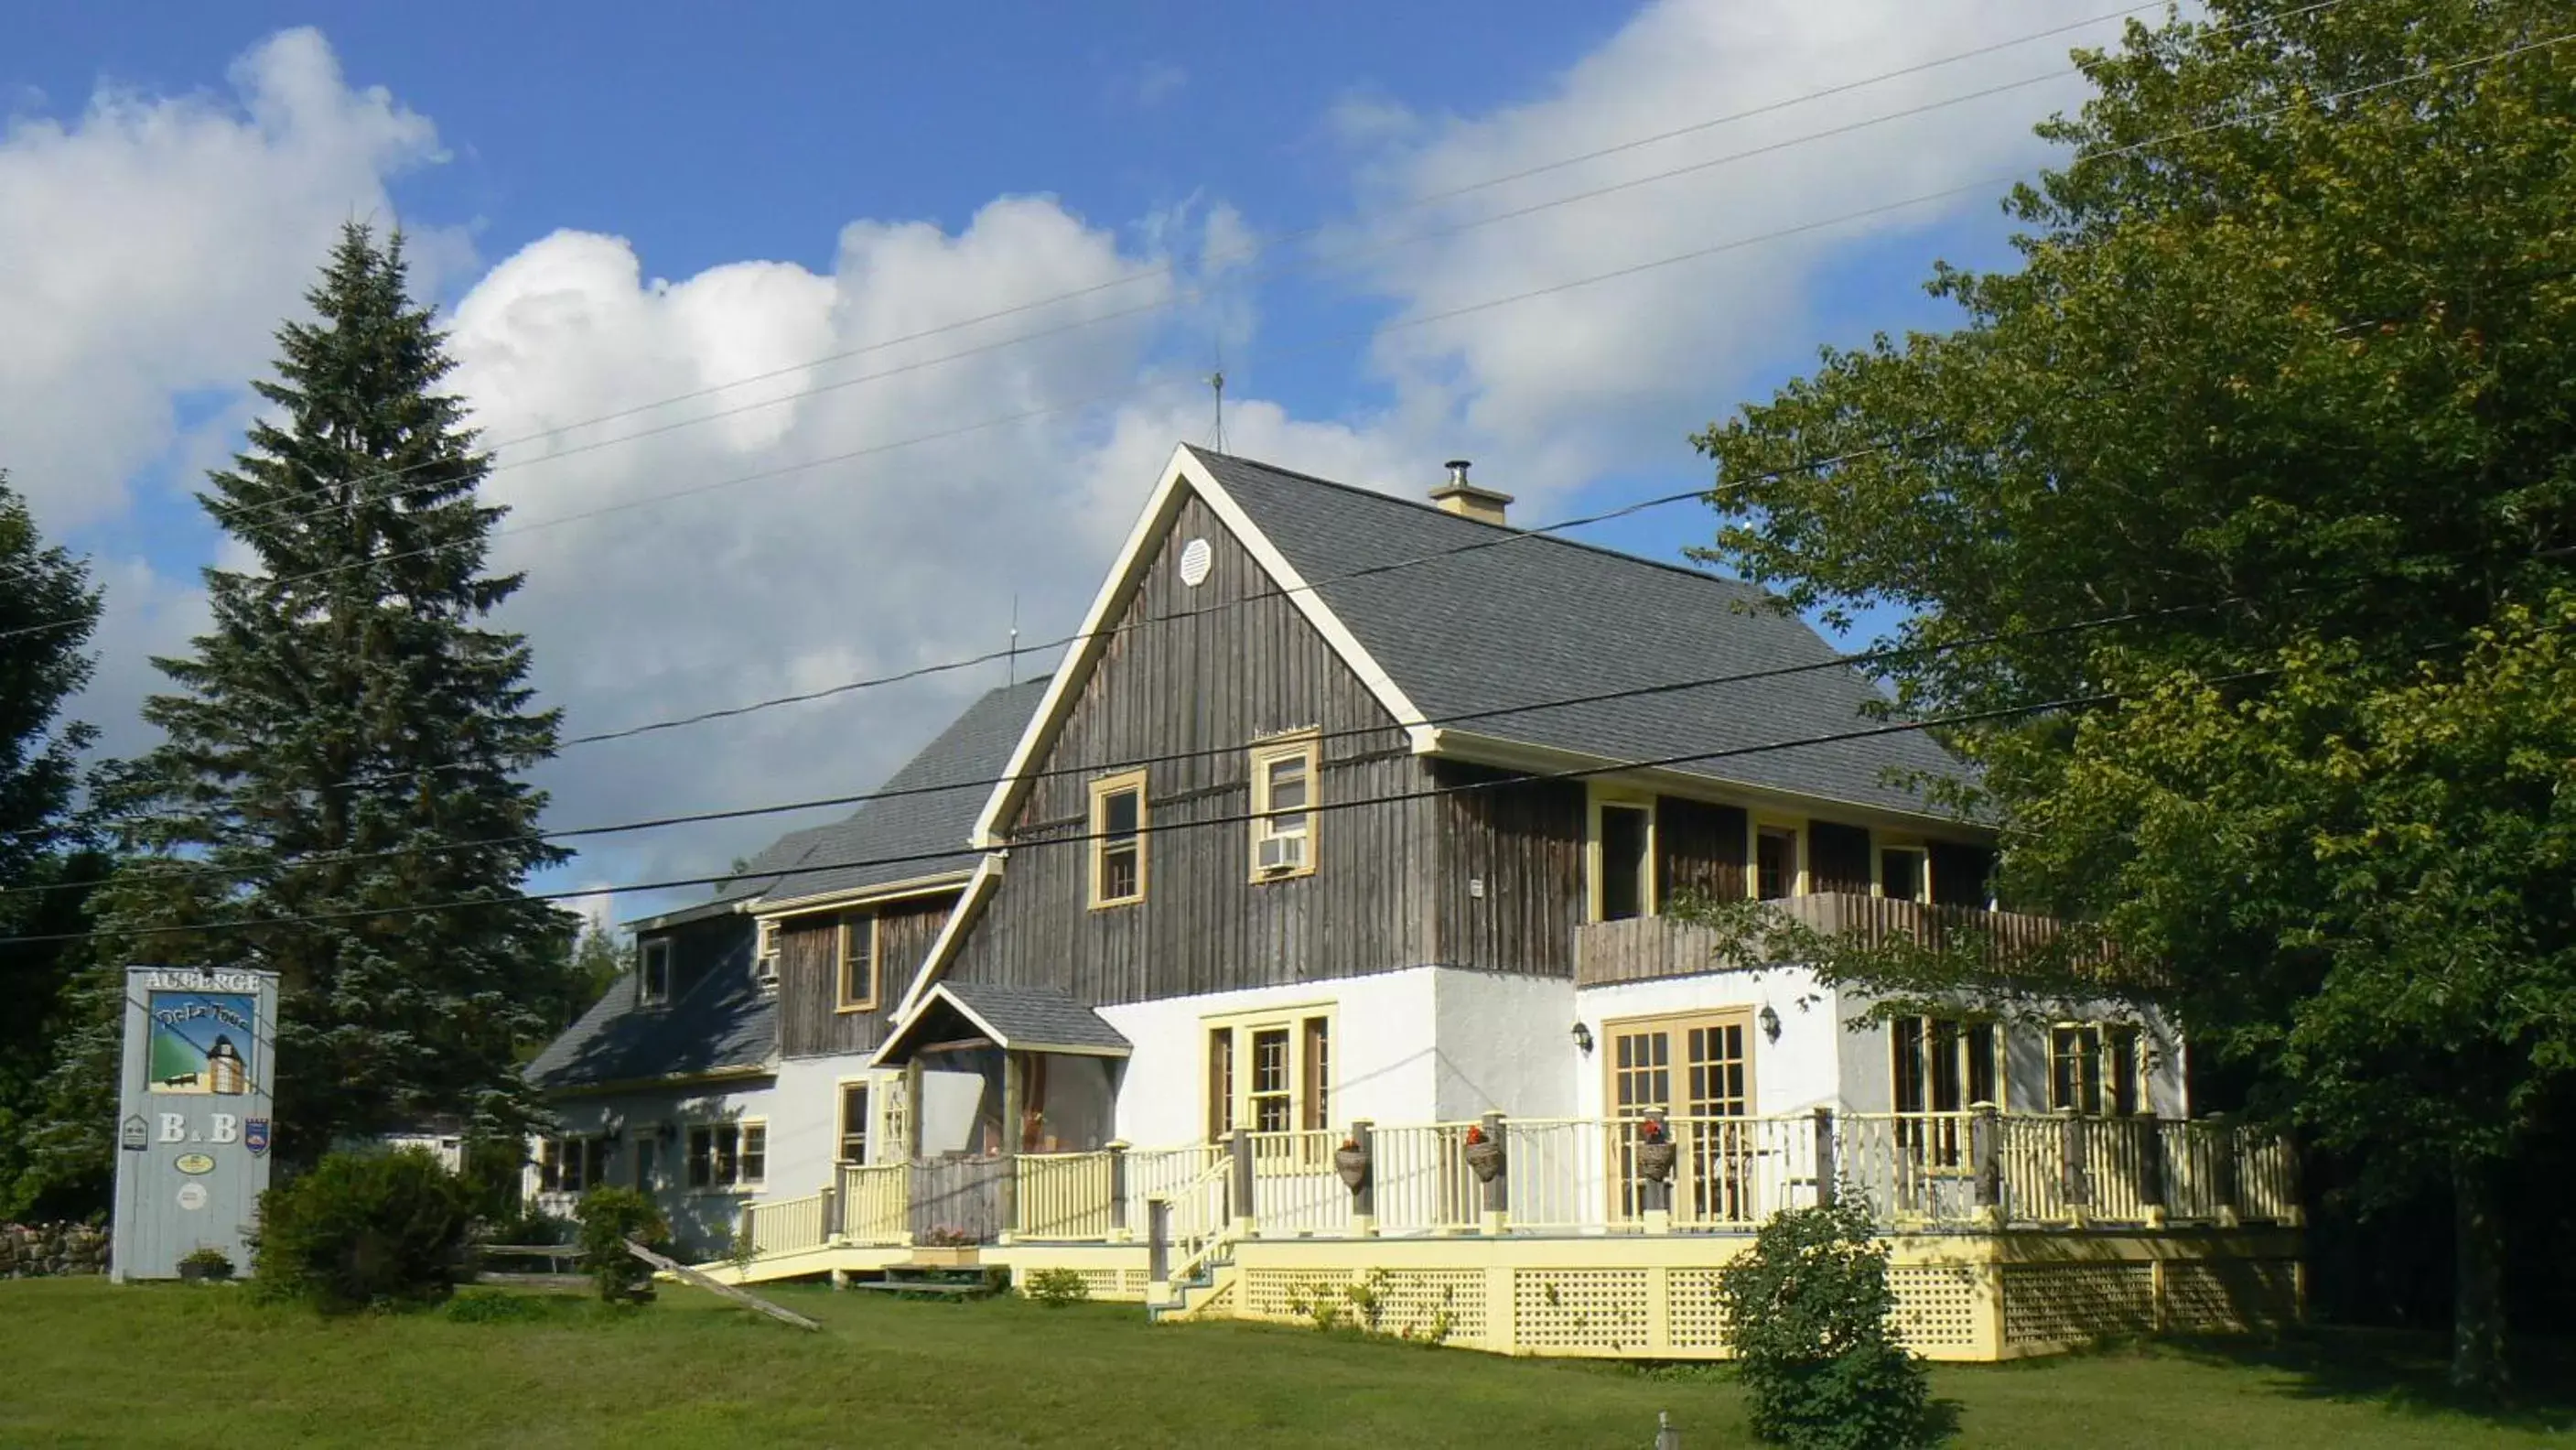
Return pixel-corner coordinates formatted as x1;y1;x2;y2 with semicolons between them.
1604;1010;1755;1223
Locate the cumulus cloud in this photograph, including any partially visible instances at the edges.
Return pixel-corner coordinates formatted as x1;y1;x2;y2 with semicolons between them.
0;27;452;532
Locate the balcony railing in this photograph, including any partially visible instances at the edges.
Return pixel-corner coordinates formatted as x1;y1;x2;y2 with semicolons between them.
1575;893;2079;988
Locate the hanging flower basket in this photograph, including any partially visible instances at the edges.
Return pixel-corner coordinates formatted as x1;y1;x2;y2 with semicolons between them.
1634;1114;1677;1184
1334;1140;1370;1192
1462;1124;1505;1184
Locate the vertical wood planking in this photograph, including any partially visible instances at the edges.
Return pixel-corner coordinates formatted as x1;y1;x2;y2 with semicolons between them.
776;894;957;1057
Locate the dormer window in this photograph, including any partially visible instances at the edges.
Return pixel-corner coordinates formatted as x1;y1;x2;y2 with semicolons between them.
753;918;781;990
639;937;673;1006
1248;732;1319;881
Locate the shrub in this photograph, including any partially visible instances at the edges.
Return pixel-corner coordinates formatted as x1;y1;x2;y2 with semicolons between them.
1024;1267;1091;1308
177;1245;235;1281
486;1206;577;1248
253;1148;476;1311
443;1287;553;1325
574;1185;670;1304
1717;1199;1945;1450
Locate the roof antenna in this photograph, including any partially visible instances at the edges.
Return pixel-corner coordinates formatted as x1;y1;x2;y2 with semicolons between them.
1007;593;1019;687
1206;336;1226;453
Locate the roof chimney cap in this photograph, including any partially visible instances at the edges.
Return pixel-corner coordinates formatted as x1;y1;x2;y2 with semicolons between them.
1428;459;1514;525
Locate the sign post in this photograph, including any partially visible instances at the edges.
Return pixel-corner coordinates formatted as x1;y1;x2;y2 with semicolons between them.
110;967;280;1282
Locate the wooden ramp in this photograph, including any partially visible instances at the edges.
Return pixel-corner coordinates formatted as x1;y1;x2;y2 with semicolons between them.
625;1239;820;1331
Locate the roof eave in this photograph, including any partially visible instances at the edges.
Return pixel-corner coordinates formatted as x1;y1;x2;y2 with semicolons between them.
752;869;974;920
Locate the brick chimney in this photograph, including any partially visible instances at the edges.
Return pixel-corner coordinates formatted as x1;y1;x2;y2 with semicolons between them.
1428;459;1513;525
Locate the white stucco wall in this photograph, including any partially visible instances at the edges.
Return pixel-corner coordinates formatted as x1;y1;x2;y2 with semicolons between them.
537;1077;776;1255
767;1055;911;1196
1429;968;1579;1121
1573;967;1847;1119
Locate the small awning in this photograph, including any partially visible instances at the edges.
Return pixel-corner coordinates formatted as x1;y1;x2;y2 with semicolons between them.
870;982;1131;1067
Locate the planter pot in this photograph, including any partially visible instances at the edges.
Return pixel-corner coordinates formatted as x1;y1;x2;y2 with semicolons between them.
1463;1139;1505;1184
911;1245;978;1267
1635;1139;1677;1184
177;1261;229;1283
1334;1147;1371;1192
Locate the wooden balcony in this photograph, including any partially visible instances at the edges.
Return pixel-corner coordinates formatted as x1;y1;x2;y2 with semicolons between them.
1574;893;2075;988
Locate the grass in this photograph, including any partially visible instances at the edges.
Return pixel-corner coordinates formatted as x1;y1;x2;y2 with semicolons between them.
0;1277;2567;1448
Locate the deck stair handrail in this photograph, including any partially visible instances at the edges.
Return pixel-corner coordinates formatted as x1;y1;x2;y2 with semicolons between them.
738;1189;830;1257
1154;1152;1241;1296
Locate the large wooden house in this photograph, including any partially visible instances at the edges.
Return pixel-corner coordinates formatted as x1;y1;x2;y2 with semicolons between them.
528;445;2301;1360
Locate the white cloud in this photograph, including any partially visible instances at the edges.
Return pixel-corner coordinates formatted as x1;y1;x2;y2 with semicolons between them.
0;28;455;532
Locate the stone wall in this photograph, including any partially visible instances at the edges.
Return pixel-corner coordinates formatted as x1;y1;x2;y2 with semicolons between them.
0;1222;110;1278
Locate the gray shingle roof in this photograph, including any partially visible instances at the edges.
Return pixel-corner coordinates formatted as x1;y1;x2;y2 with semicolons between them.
1195;449;1966;818
941;981;1131;1053
752;676;1051;905
524;934;774;1092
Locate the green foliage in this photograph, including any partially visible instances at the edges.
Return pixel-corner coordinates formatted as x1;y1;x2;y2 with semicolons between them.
252;1148;475;1311
177;1246;235;1280
61;223;575;1170
442;1287;554;1325
574;1185;669;1304
1023;1267;1091;1308
1719;1201;1942;1449
1687;0;2576;1392
486;1205;577;1248
1283;1270;1456;1346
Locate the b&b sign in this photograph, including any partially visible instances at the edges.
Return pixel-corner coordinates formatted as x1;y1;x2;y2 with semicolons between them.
111;967;280;1282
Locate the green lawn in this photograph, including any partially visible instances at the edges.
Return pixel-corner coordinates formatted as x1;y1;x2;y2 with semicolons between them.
0;1278;2564;1448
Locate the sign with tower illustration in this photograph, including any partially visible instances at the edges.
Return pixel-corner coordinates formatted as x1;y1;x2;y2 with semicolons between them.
111;967;280;1282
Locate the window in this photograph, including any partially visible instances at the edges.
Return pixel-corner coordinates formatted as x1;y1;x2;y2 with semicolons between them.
1203;1009;1332;1141
540;1134;609;1195
685;1120;766;1191
639;937;673;1005
1879;847;1928;904
752;919;781;989
1602;1010;1754;1220
837;913;879;1012
1892;1016;1999;1167
1590;792;1654;922
838;1083;870;1164
2051;1023;2145;1115
1754;824;1802;900
1089;771;1148;907
1248;733;1319;878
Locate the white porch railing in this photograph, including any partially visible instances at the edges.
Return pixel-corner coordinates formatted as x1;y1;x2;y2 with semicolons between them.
836;1161;911;1244
740;1190;828;1256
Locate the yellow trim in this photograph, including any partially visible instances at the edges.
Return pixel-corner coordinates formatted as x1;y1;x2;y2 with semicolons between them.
1888;1012;2010;1116
1202;1001;1337;1138
684;1116;769;1193
1585;785;1658;923
755;872;970;919
834;1075;877;1166
1872;839;1931;903
1749;815;1807;900
638;936;674;1005
1088;769;1149;909
753;918;781;988
1247;730;1320;882
2047;1020;2150;1116
835;912;881;1013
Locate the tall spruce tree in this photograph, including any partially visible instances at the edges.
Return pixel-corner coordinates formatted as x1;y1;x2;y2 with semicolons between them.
86;223;571;1166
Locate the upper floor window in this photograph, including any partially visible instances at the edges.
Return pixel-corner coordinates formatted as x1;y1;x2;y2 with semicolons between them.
1590;792;1654;922
1090;770;1148;908
1878;846;1929;904
639;937;673;1005
838;912;879;1012
1754;823;1803;901
752;918;781;990
2050;1023;2143;1116
1249;733;1319;879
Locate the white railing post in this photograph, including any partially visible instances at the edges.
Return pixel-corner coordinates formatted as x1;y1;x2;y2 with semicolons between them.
1971;1101;2002;1227
2057;1107;2091;1225
1107;1141;1131;1242
1349;1120;1377;1238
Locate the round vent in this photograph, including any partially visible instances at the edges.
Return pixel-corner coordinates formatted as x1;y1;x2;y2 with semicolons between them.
1178;537;1213;587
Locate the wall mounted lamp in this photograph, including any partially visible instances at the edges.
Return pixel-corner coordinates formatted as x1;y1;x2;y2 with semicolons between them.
1759;1005;1783;1043
1570;1022;1595;1055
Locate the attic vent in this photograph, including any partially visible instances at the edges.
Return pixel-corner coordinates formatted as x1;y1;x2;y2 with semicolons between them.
1428;459;1514;525
1179;537;1213;587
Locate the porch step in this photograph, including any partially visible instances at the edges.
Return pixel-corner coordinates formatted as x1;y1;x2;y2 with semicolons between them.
855;1264;1001;1301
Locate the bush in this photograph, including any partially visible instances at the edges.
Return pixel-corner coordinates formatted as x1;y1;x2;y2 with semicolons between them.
574;1185;669;1304
485;1206;577;1248
1717;1199;1945;1450
177;1245;235;1281
252;1148;476;1311
443;1287;553;1325
1024;1267;1091;1308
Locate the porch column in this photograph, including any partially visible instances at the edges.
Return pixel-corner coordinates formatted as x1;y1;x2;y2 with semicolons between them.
2208;1113;2242;1228
1349;1120;1377;1239
1146;1196;1171;1301
1970;1101;2002;1228
1812;1107;1838;1210
902;1059;924;1161
1229;1129;1256;1238
2057;1106;2091;1225
1106;1140;1132;1242
2136;1111;2168;1228
1480;1111;1507;1237
999;1051;1026;1244
820;1182;841;1241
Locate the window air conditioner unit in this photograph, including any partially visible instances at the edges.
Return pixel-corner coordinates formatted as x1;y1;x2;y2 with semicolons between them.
1257;834;1307;873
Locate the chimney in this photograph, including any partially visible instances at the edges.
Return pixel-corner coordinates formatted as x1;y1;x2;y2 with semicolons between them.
1428;459;1514;525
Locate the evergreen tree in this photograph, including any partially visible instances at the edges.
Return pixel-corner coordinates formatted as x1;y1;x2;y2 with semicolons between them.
79;223;572;1167
0;473;104;1217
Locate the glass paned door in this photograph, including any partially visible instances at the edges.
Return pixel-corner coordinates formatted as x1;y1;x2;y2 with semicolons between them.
1605;1012;1753;1223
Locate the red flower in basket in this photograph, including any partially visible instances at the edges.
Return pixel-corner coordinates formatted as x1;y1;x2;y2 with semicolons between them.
1463;1124;1487;1145
1462;1122;1504;1184
1638;1116;1666;1142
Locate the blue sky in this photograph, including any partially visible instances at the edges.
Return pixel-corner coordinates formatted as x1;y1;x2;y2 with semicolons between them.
0;1;2114;919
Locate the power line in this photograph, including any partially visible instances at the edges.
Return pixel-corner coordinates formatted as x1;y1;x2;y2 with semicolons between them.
188;2;2207;540
32;595;2237;902
8;17;2550;655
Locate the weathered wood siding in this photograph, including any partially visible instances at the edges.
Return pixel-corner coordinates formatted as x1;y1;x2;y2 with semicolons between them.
777;893;958;1058
1431;762;1587;976
1658;795;1748;907
946;491;1439;1004
1809;819;1874;896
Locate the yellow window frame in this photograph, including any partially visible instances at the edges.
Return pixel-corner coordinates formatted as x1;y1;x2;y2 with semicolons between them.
1088;769;1148;908
1247;730;1320;882
1873;837;1931;903
835;911;880;1012
1748;816;1807;901
1202;1003;1336;1146
1586;785;1658;923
